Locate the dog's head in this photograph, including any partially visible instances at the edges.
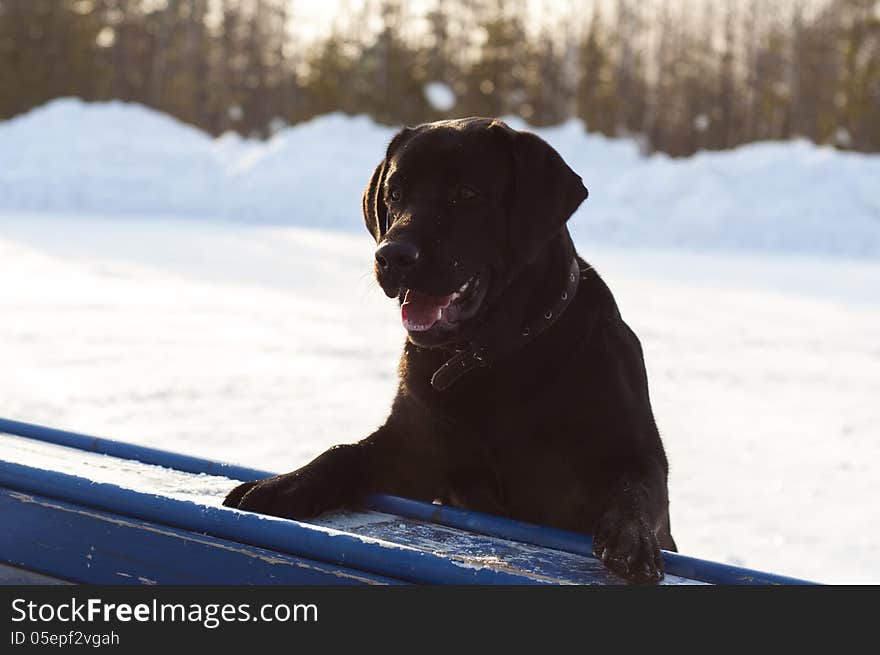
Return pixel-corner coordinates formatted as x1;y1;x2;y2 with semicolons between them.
362;118;587;348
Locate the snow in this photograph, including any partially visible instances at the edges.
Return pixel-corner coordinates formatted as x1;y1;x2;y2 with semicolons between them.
2;97;879;257
0;99;879;583
0;434;239;507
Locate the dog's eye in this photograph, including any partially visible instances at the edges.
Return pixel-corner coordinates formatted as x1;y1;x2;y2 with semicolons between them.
389;188;402;202
458;186;477;200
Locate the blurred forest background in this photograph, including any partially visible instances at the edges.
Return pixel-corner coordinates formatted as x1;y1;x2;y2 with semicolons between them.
0;0;877;156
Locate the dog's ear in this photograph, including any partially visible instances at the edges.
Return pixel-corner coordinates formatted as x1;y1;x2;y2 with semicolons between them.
362;127;414;241
362;159;387;241
502;127;588;264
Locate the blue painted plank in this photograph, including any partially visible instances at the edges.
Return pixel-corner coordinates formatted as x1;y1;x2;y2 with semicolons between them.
0;437;698;585
0;417;817;585
0;461;567;585
313;510;700;585
364;495;815;585
0;562;73;585
0;435;698;584
0;487;400;585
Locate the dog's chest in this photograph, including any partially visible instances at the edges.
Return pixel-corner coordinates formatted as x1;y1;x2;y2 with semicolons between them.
445;431;601;529
439;385;603;527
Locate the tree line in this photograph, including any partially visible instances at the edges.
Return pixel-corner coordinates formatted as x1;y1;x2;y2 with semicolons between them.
0;0;877;156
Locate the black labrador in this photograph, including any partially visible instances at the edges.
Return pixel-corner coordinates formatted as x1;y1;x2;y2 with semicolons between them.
224;117;676;583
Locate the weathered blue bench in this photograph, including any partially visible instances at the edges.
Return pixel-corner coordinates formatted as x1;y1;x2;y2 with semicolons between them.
0;418;813;585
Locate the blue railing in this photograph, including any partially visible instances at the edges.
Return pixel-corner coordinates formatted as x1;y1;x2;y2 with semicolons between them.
0;416;815;585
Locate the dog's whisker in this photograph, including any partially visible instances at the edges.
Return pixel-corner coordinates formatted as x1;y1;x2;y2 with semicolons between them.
356;268;387;303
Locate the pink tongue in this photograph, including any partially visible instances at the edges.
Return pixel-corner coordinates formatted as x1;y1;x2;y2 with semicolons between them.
401;290;454;332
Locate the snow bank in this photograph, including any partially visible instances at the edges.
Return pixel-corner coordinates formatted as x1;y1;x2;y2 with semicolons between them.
1;97;879;257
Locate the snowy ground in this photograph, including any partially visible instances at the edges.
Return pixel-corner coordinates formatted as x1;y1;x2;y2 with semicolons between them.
1;99;879;583
1;213;878;584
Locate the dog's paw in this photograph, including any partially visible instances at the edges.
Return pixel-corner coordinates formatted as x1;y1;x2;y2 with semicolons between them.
592;509;664;584
222;472;334;520
223;480;259;508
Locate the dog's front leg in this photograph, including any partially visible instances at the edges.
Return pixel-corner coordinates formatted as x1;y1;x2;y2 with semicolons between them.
592;458;671;584
223;441;367;519
223;421;446;520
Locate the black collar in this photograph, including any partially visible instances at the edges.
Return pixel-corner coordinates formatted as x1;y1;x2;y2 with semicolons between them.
430;257;582;391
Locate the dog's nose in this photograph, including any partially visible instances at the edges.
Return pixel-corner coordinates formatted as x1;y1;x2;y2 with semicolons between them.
375;240;420;273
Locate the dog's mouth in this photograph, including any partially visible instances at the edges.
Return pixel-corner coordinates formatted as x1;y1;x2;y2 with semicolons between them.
399;274;487;334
